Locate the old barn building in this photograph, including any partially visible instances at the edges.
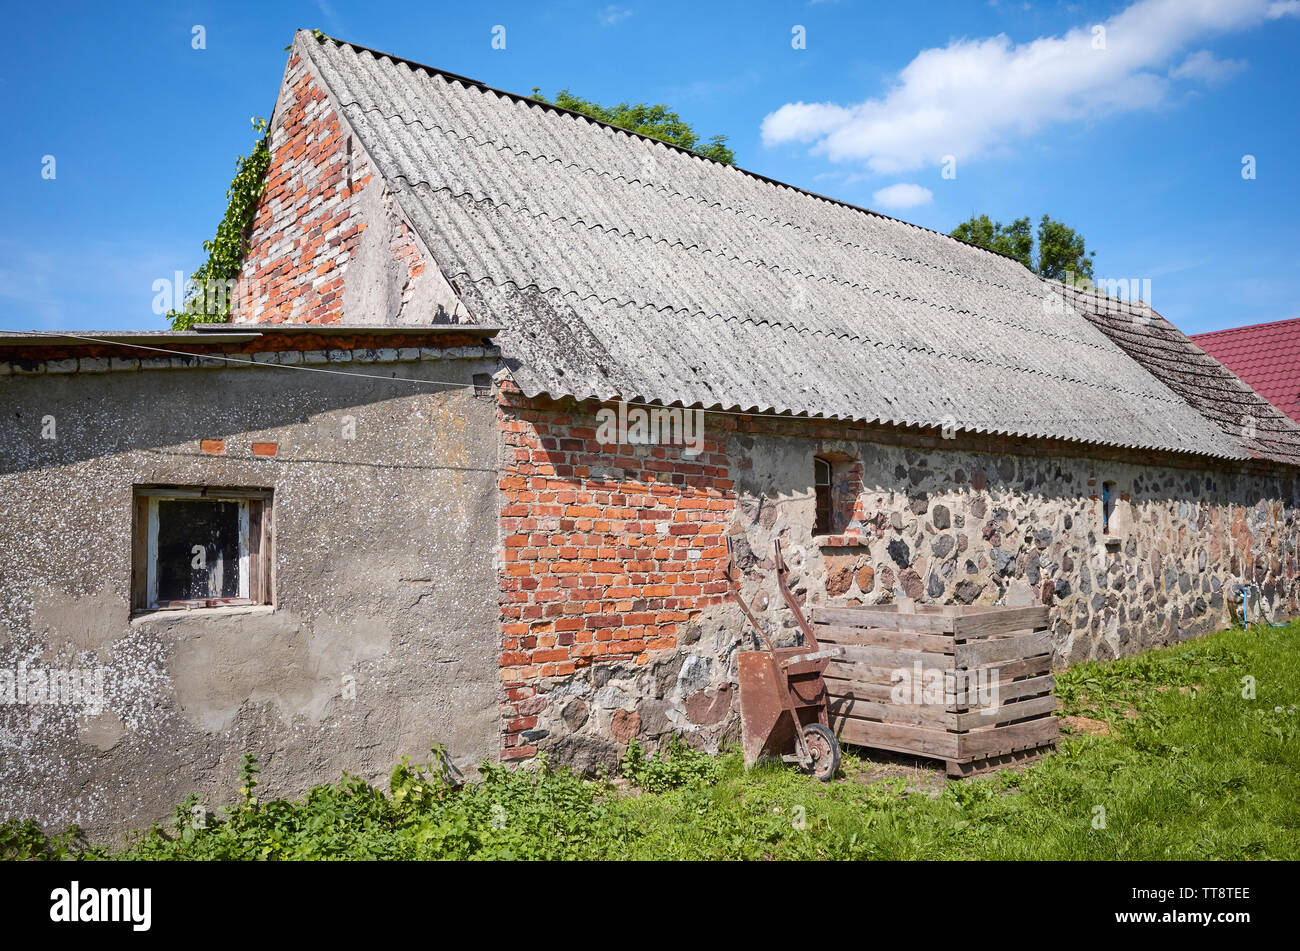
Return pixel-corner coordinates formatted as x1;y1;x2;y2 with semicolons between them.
3;31;1298;834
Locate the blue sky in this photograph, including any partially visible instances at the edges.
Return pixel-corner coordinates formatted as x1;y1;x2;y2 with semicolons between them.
1;0;1296;334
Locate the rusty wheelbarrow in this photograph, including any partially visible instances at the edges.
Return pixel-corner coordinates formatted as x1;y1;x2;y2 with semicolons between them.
727;537;842;781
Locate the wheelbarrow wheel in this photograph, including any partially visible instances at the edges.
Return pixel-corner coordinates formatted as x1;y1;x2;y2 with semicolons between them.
800;723;840;782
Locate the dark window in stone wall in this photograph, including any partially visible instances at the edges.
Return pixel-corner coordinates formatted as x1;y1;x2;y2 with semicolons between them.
814;457;833;535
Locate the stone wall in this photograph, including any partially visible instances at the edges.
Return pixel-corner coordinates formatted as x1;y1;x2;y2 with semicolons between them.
497;391;1300;772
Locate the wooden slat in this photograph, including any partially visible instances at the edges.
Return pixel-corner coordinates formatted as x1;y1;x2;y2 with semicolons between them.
952;606;1049;641
958;716;1059;758
825;643;955;670
134;486;273;499
812;606;955;634
813;623;953;653
263;498;274;605
956;631;1051;668
824;665;901;689
984;654;1053;680
248;499;263;604
131;495;149;610
993;673;1054;702
821;602;956;616
953;695;1058;730
834;717;960;759
824;679;895;704
827;696;956;729
984;673;1054;704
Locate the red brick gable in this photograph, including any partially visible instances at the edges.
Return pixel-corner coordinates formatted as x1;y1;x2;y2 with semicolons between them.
232;44;461;326
232;53;367;324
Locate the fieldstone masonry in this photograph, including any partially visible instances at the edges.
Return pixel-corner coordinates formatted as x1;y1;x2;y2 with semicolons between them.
498;391;1300;771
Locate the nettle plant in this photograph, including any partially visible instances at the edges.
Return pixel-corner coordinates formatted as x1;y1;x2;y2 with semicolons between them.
168;117;271;330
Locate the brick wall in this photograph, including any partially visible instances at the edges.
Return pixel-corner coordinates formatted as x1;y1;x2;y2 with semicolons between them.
231;44;466;328
496;383;733;763
232;52;370;325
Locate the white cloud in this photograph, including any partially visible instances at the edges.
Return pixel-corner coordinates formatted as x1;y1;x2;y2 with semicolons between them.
598;6;632;26
1170;49;1247;82
762;0;1298;174
871;183;934;209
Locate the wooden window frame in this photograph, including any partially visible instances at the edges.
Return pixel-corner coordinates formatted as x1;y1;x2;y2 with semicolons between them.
813;456;834;536
132;486;273;612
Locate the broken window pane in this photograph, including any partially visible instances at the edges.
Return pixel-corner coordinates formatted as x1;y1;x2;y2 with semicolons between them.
156;500;241;602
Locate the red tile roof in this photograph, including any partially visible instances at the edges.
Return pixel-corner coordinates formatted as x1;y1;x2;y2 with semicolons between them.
1191;317;1300;426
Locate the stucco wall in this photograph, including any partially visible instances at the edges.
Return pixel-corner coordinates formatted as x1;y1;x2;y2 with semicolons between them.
0;351;501;839
497;393;1300;772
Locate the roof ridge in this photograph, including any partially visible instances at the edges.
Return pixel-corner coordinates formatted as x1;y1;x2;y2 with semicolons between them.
299;29;1038;275
1190;315;1300;339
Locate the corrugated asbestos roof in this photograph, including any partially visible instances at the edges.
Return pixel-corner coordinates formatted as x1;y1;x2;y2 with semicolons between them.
1192;317;1300;427
299;32;1254;462
1051;282;1300;467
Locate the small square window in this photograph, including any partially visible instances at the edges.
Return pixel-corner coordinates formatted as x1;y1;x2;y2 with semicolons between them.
133;487;272;611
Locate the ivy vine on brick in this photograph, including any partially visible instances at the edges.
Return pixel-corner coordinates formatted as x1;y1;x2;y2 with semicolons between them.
168;117;272;329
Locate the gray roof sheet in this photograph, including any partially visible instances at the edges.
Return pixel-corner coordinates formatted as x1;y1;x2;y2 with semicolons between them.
301;33;1250;461
1050;281;1300;467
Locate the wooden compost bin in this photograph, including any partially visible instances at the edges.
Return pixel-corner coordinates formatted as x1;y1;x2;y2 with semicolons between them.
810;602;1058;777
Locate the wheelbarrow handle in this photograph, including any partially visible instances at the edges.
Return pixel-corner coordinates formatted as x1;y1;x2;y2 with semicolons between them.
725;535;779;656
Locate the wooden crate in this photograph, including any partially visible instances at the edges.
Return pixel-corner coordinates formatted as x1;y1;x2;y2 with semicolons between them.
811;601;1058;777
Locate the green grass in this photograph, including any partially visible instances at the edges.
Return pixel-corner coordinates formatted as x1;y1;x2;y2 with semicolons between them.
6;621;1298;860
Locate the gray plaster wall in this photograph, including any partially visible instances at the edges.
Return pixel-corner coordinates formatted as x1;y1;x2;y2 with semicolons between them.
0;354;501;840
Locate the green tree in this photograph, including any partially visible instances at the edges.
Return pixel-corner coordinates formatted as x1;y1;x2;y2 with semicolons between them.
1035;214;1095;282
531;88;735;165
951;213;1095;282
951;214;1033;271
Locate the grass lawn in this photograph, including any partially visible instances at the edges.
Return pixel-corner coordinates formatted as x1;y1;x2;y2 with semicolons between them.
6;621;1298;860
